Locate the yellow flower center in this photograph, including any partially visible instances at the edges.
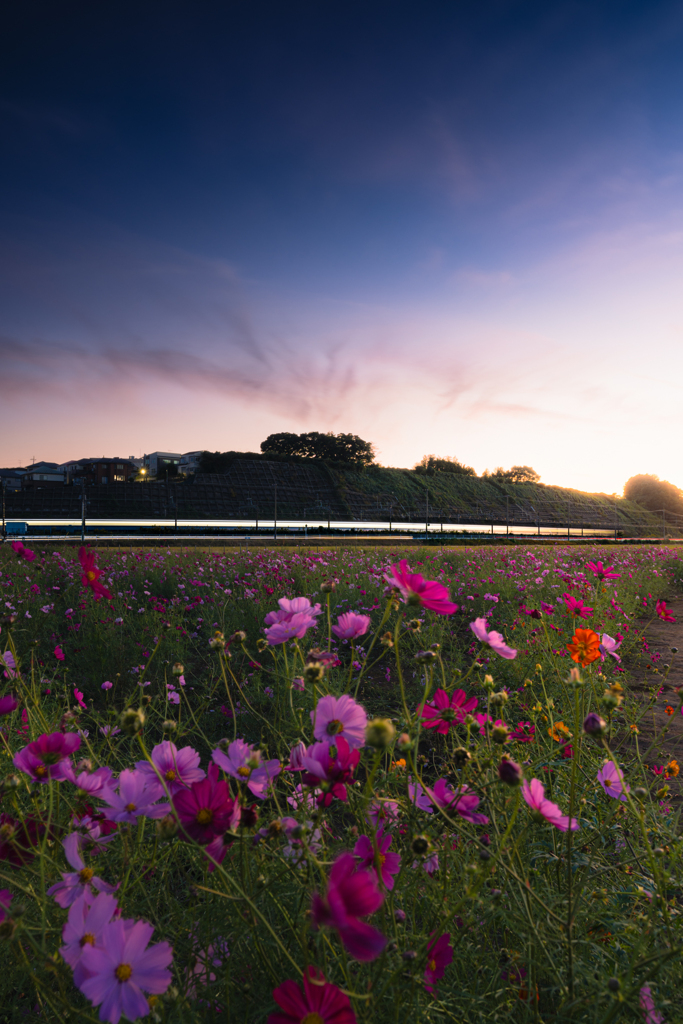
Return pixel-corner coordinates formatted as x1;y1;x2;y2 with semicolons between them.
428;958;437;972
165;769;177;781
115;963;133;982
326;719;344;736
301;1015;324;1024
376;852;386;868
604;779;611;787
86;570;97;582
237;766;251;777
35;765;48;778
125;803;137;812
196;808;213;825
80;932;96;947
79;867;94;884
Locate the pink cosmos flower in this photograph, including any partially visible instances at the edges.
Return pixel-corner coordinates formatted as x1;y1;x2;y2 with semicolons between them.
135;741;206;795
47;833;118;908
99;770;170;824
540;601;555;615
469;619;517;659
424;932;453;994
655;600;676;623
597;762;630;802
639;986;665;1024
301;737;360;806
367;800;399;828
78;547;113;601
13;731;81;783
563;593;593;619
311;852;387;961
331;612;371;640
599;633;622;662
385;559;457;615
407;780;432;813
418;688;478;734
586;560;621;581
286;740;307;771
101;681;113;691
354;827;401;890
11;541;36;562
212;739;281;799
427;778;489;824
264;597;322;626
63;764;113;795
312;694;367;750
268;966;357;1024
509;721;535;743
0;694;18;716
74;687;87;710
186;931;230;997
78;917;173;1024
522;778;578;831
61;891;119;988
54;646;65;661
174;764;238;845
1;652;17;678
264;612;318;645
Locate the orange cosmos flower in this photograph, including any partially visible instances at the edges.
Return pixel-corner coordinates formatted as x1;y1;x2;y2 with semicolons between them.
664;706;675;716
665;759;679;778
548;721;573;742
567;628;601;667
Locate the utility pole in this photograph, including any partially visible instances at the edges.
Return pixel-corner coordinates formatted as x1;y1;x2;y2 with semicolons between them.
174;483;178;533
274;482;277;542
568;500;571;540
81;485;86;542
663;508;666;540
425;490;429;537
506;495;509;536
1;479;5;540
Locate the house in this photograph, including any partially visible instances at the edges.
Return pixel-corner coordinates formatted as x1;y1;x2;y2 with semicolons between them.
21;462;66;489
179;451;203;475
0;469;26;492
142;451;182;477
60;458;138;485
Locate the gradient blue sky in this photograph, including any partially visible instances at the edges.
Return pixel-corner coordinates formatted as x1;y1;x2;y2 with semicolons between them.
3;0;683;493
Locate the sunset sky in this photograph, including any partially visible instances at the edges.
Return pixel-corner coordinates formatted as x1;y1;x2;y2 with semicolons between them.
3;0;683;494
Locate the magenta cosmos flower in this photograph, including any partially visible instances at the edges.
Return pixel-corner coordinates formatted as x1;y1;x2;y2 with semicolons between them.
13;731;81;783
312;694;367;750
212;739;281;799
418;688;478;734
135;740;205;795
78;547;113;601
639;986;665;1024
63;764;113;795
11;540;36;562
331;612;371;640
586;560;621;582
469;619;517;659
424;932;453;994
655;599;676;623
79;917;173;1024
385;560;457;615
268;966;357;1024
265;612;318;645
354;827;401;890
0;694;18;716
0;889;12;923
61;891;119;988
47;833;118;908
173;764;238;844
597;762;630;802
301;738;360;806
522;778;578;831
99;770;170;824
311;852;387;962
427;778;489;824
563;593;593;619
0;813;43;867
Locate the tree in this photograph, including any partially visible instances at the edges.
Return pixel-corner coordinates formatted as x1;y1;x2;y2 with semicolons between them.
482;465;541;484
624;475;683;515
260;432;375;465
414;455;476;477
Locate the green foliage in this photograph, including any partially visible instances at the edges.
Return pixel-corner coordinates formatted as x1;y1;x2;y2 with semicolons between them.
260;431;375;466
413;455;477;476
624;474;683;516
482;465;541;484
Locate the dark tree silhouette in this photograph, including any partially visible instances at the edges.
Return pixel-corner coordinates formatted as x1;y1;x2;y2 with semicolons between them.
414;455;476;476
624;474;683;515
260;432;375;465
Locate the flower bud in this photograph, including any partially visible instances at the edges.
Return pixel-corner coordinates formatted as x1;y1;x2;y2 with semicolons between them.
321;580;336;593
256;638;269;652
633;787;647;800
365;718;396;748
156;814;178;840
291;676;305;692
583;712;607;737
411;835;432;857
607;978;620;992
171;662;184;676
492;724;510;745
3;774;20;790
161;720;177;735
414;650;436;664
304;662;325;684
379;632;394;648
498;757;522;786
567;667;582;686
402;949;417;960
208;631;226;650
453;746;472;767
489;690;509;707
119;707;145;735
396;732;413;751
231;631;247;643
395;909;406;923
241;805;259;829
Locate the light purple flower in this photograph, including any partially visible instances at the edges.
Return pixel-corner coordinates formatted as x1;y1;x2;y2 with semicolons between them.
597;762;630;802
407;780;433;813
367;800;399;828
640;986;665;1024
100;726;121;738
413;853;439;875
469;618;517;660
331;612;371;640
286;741;308;771
311;694;367;750
99;770;171;823
101;681;113;691
47;833;118;908
427;778;489;824
599;633;622;663
264;597;322;626
264;612;318;645
61;892;119;988
211;739;281;799
63;764;114;795
522;778;578;831
1;651;17;679
79;918;173;1024
135;741;205;795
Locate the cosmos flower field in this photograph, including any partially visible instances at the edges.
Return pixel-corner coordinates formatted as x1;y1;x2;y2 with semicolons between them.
1;541;683;1024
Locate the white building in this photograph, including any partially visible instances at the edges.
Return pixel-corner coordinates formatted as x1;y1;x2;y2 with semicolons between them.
179;451;203;475
143;452;182;477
